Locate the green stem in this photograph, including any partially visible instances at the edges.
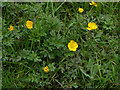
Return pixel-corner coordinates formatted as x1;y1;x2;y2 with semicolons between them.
46;2;49;15
81;72;86;87
51;2;54;17
80;35;85;43
25;39;29;49
10;44;16;55
90;6;94;12
96;55;102;78
39;37;40;47
42;72;44;88
47;57;49;65
54;56;68;74
56;57;67;67
30;39;33;50
54;2;65;13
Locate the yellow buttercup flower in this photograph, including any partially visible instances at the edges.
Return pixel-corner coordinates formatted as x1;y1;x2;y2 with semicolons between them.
89;1;97;7
26;20;33;29
86;22;98;30
68;40;78;51
8;25;14;31
44;66;49;73
78;8;84;13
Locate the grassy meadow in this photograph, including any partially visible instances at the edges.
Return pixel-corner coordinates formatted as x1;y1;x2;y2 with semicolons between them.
2;2;120;88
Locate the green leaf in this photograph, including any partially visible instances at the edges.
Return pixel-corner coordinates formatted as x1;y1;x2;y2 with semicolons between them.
80;67;93;79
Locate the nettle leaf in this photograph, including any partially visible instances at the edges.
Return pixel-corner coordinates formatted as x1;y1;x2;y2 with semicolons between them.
48;34;65;49
71;82;78;88
34;58;42;62
59;65;65;73
50;30;56;37
39;30;47;37
48;52;55;59
19;49;42;62
3;37;14;46
13;30;23;39
80;67;94;79
95;30;103;38
64;52;75;57
48;63;56;71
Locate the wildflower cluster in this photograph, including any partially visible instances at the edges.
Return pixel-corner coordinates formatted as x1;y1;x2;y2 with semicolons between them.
7;1;98;73
9;20;33;32
69;1;98;51
3;2;118;88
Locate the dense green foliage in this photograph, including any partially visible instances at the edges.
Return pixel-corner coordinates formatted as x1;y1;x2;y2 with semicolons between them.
2;2;119;88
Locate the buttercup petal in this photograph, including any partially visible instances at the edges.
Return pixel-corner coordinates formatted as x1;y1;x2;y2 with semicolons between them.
86;27;92;30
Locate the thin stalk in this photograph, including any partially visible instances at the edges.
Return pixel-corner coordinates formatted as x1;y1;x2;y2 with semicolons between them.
30;39;33;50
51;2;54;17
39;37;40;47
96;55;102;78
46;2;49;15
55;79;64;88
54;2;65;13
42;72;44;88
81;70;86;85
56;56;67;67
10;44;16;55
